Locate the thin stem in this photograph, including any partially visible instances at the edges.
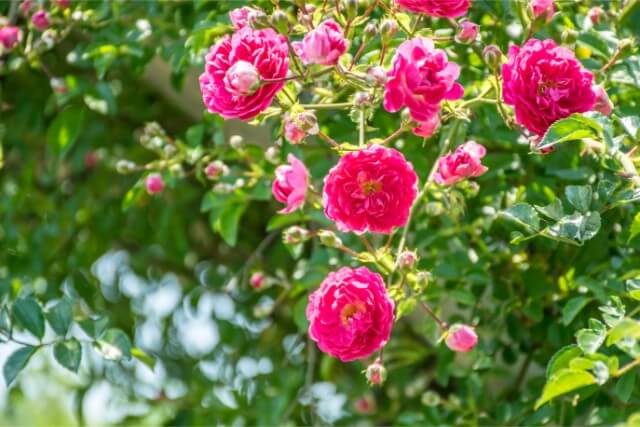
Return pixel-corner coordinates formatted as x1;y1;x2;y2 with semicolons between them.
419;300;448;329
598;43;625;76
382;126;409;145
358;235;376;254
301;102;352;110
359;110;366;147
615;358;640;377
317;131;339;147
410;14;423;36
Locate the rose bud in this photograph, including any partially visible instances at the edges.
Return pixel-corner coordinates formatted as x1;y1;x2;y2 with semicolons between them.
365;358;387;385
55;0;70;9
282;225;310;244
272;154;309;214
292;19;347;66
445;324;478;352
592;85;613;116
380;19;398;43
224;60;261;97
50;77;68;94
317;229;343;248
19;0;33;16
145;173;165;195
482;44;502;69
434;141;488;186
271;9;289;34
248;9;270;29
205;160;228;180
31;10;51;31
0;26;21;50
588;7;603;25
364;21;378;39
367;66;387;86
455;21;479;44
250;272;266;289
353;395;376;414
530;0;555;22
229;7;257;30
398;251;418;269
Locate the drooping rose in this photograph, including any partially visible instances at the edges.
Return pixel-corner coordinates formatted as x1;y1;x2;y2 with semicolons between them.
229;6;256;30
31;10;50;31
502;38;596;136
530;0;555;22
434;141;488;186
292;19;347;66
199;27;289;121
323;145;418;234
445;324;478;352
306;267;395;362
272;154;309;214
384;37;463;123
456;21;479;44
394;0;471;18
0;26;21;50
593;85;613;116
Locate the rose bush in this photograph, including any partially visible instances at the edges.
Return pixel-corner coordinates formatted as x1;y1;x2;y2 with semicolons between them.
1;0;640;426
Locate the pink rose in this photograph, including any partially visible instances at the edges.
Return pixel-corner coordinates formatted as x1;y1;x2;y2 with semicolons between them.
0;26;21;50
284;120;306;144
32;10;50;31
306;267;394;362
19;0;33;16
413;112;440;138
434;141;488;186
272;154;309;214
199;27;289;121
455;21;479;44
229;6;256;30
292;19;347;66
502;39;596;136
384;37;464;123
250;272;265;289
530;0;555;22
445;324;478;352
593;85;613;116
394;0;471;18
284;111;319;144
145;173;165;195
323;145;418;234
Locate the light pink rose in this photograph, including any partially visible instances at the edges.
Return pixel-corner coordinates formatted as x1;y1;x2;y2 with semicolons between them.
502;38;596;136
223;60;260;96
145;173;165;195
530;0;555;22
384;37;464;123
199;27;289;121
0;26;21;50
32;10;50;31
323;145;418;234
229;7;256;30
434;141;488;186
593;85;613;116
445;324;478;352
413;112;440;138
394;0;471;18
306;267;395;362
456;21;479;44
292;19;347;66
272;154;309;214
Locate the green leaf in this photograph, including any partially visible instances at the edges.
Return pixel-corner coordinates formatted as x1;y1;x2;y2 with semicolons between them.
3;346;36;386
535;199;564;221
46;299;73;336
132;347;156;371
396;297;417;319
547;212;601;244
502;203;540;232
46;106;86;156
620;116;640;139
534;369;596;409
96;328;132;361
546;345;582;379
626;280;640;301
629;212;640;243
78;316;109;338
266;212;309;232
606;319;640;346
13;297;45;339
537;114;602;151
576;327;605;355
614;371;635;403
216;202;247;247
565;185;592;213
0;306;10;332
53;338;82;373
562;296;593;326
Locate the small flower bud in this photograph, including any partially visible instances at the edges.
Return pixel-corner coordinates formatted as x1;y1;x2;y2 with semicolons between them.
364;21;378;39
561;29;578;45
116;160;137;174
445;324;478;352
31;10;50;31
248;9;270;29
455;21;479;44
229;135;244;150
366;66;387;86
482;44;502;69
265;146;280;163
398;251;418;269
298;111;319;135
250;272;266;289
593;85;613;116
588;7;603;25
50;77;67;94
271;10;289;34
380;19;398;44
283;226;310;244
304;4;316;14
353;91;373;107
169;164;184;177
345;0;359;19
205;160;228;179
415;270;431;285
84;151;99;169
317;229;343;248
365;358;387;385
145;173;165;195
19;0;33;16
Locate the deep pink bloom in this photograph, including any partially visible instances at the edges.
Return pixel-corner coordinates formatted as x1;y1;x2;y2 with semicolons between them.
445;324;478;352
306;267;394;362
145;173;165;195
384;37;463;123
456;21;479;44
502;39;596;136
530;0;555;22
593;85;613;116
229;7;256;30
394;0;471;18
272;154;309;214
0;26;21;50
250;272;265;289
434;141;488;185
199;27;289;121
323;145;418;234
413;112;440;138
292;19;347;66
31;10;50;31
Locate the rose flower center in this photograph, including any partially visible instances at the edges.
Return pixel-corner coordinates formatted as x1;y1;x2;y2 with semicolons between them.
361;180;382;196
340;302;365;326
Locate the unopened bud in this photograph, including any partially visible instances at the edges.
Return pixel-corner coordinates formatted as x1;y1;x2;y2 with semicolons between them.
298;111;319;135
366;66;387;86
365;358;387;385
271;10;289;34
205;160;228;179
415;270;432;286
354;91;373;107
364;21;378;39
345;0;359;19
380;19;397;44
561;29;578;45
248;9;270;29
265;146;280;163
283;226;310;244
588;7;603;25
317;230;343;248
482;44;502;69
145;173;165;195
398;251;418;269
116;160;137;174
229;135;244;149
455;21;479;44
50;77;67;94
250;272;266;289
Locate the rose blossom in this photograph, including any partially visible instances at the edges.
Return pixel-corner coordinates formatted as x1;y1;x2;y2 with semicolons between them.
145;173;165;195
306;267;394;361
284;119;306;144
0;26;21;50
32;10;50;31
593;85;613;116
530;0;555;22
229;6;256;30
502;38;596;136
272;154;309;214
394;0;471;18
323;145;418;234
384;37;464;124
456;21;479;44
292;19;347;66
199;27;289;121
434;141;488;186
445;324;478;352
